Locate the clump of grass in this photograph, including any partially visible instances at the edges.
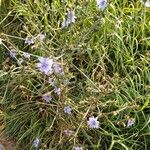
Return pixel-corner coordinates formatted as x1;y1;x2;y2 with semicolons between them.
0;0;150;149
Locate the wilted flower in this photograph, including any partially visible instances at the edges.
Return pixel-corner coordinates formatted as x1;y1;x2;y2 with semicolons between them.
0;38;2;44
38;33;46;41
62;10;77;28
9;50;16;58
74;146;83;150
64;129;73;136
33;138;40;148
140;0;150;7
87;116;100;129
53;63;64;75
42;94;52;103
64;106;72;114
37;57;54;75
48;78;55;86
39;107;44;112
54;87;61;95
127;118;135;127
145;1;150;7
96;0;108;10
25;37;34;45
23;52;30;59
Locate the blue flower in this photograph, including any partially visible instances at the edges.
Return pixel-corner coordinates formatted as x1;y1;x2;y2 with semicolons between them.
74;146;83;150
54;87;61;95
25;37;34;45
42;94;52;103
33;138;40;148
38;33;46;41
96;0;108;10
62;10;77;28
127;118;135;127
64;106;72;114
9;50;16;58
53;63;64;75
63;129;73;136
37;57;54;75
87;116;99;129
23;52;30;59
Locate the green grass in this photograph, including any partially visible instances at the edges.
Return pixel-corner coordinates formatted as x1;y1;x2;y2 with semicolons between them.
0;0;150;149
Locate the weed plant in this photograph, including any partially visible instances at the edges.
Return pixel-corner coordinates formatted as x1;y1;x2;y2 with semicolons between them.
0;0;150;150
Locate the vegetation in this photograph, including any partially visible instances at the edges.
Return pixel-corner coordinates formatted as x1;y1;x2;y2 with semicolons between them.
0;0;150;149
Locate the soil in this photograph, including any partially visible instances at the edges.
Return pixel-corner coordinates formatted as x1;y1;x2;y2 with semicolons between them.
0;124;17;150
